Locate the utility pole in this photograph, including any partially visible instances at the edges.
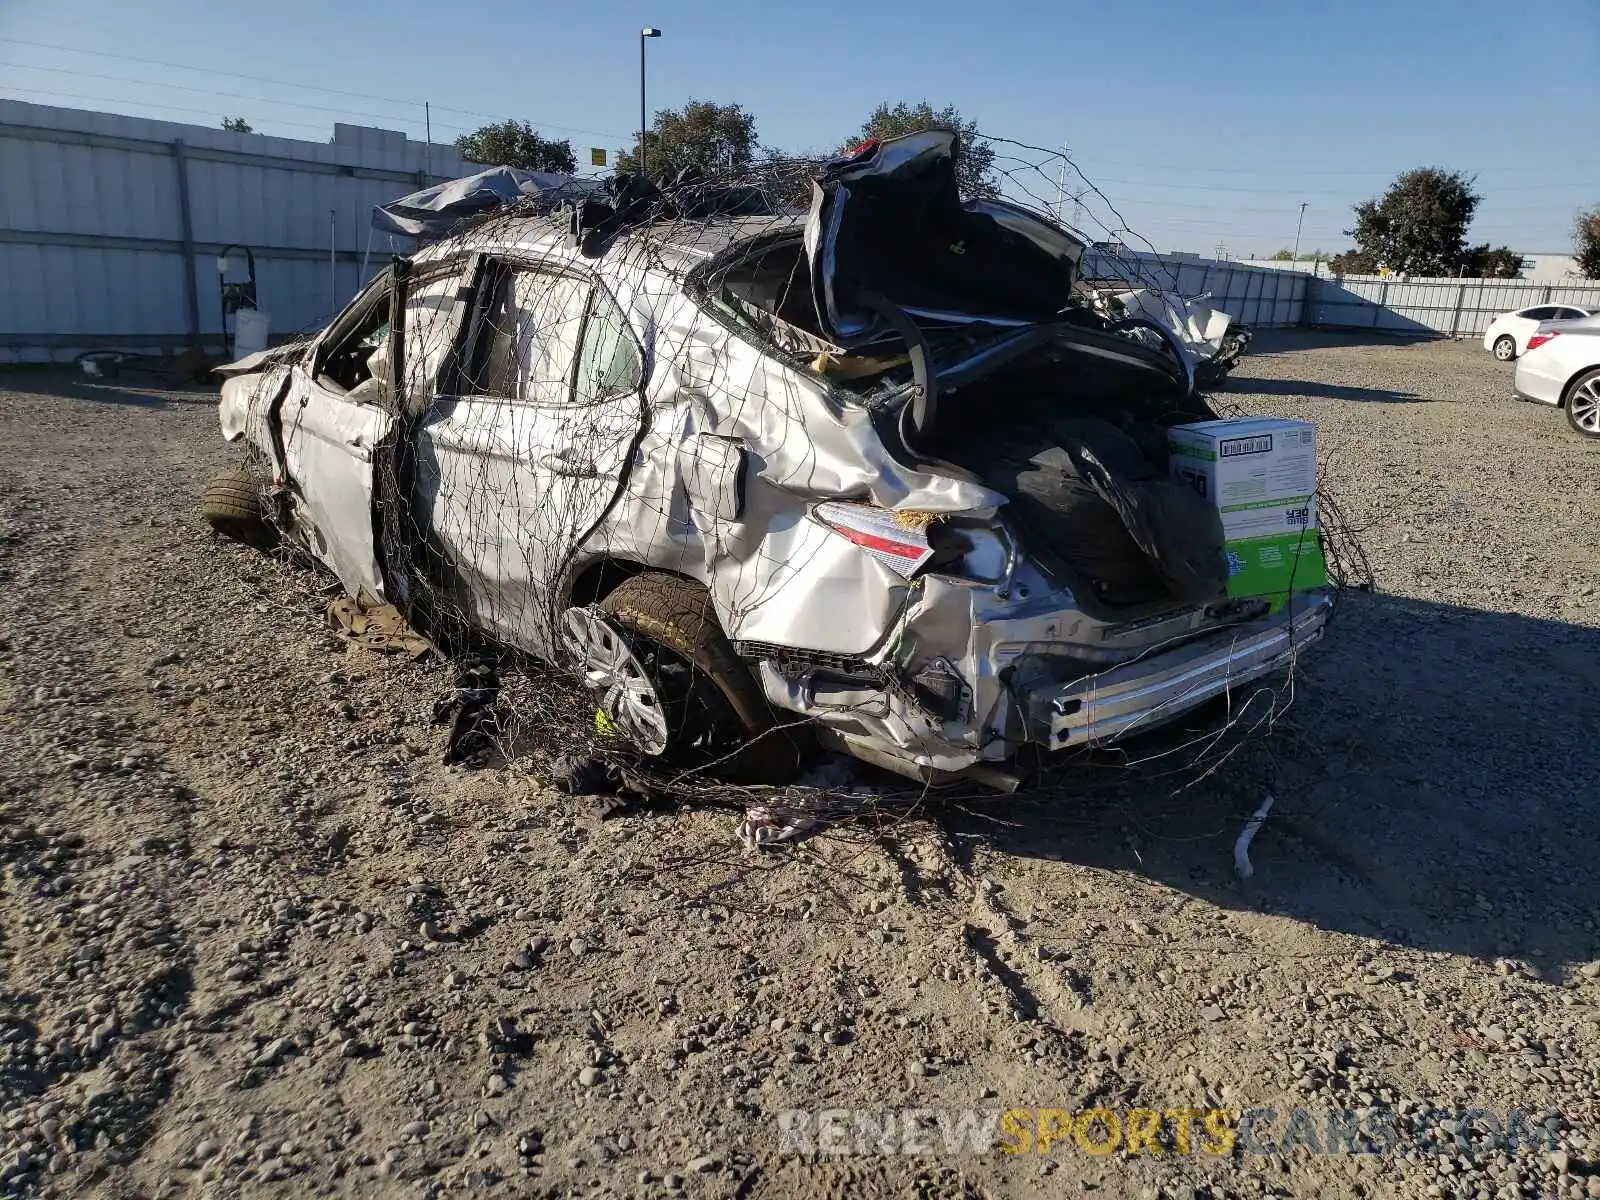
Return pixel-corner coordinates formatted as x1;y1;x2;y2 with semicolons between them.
1055;146;1068;224
423;101;432;179
639;27;662;175
1055;145;1085;230
1292;202;1308;263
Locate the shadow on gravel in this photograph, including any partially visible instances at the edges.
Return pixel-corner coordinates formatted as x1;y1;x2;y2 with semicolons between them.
0;367;218;409
1228;376;1425;404
1249;329;1444;353
945;591;1600;974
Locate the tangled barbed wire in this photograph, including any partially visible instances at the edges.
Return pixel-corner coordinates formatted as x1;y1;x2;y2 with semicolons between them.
230;133;1373;848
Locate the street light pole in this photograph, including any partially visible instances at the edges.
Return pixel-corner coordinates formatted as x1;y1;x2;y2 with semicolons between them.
1292;202;1308;264
639;27;661;176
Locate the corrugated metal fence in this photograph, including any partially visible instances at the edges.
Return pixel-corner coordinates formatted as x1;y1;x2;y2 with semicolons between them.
1087;258;1600;337
0;100;468;361
1081;252;1310;329
1309;275;1600;336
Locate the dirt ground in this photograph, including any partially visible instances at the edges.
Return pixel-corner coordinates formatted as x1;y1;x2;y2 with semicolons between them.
1;334;1598;1200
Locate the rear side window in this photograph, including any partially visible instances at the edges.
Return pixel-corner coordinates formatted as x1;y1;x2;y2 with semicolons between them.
575;287;643;404
1524;306;1558;320
463;266;590;404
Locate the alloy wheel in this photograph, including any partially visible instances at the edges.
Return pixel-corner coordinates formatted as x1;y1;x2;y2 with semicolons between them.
560;607;670;755
1570;378;1600;436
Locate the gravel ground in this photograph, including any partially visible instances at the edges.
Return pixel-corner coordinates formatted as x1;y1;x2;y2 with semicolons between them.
0;335;1597;1200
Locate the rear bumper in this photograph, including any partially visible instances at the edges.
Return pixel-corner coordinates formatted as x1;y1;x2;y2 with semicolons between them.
1513;359;1565;406
1513;386;1560;408
1026;593;1333;748
752;563;1334;783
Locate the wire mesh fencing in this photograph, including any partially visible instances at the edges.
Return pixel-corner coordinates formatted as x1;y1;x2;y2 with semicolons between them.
223;135;1373;844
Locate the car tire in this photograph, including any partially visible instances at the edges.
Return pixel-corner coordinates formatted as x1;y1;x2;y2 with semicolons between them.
1565;368;1600;439
1492;335;1516;362
201;469;278;549
585;572;801;782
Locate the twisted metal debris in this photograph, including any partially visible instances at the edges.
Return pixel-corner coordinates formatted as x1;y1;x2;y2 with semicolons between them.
219;133;1371;842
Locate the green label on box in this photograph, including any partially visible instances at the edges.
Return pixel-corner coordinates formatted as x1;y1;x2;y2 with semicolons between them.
1225;531;1328;598
1220;494;1315;515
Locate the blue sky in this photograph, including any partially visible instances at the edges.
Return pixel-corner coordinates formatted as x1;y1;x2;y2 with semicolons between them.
2;0;1595;256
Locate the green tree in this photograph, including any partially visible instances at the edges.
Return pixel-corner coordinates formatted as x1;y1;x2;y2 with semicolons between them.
1269;248;1295;261
844;101;998;199
1345;168;1481;276
616;100;759;181
455;120;576;174
756;146;824;208
1328;249;1379;276
221;116;254;134
1575;206;1600;279
1463;245;1525;278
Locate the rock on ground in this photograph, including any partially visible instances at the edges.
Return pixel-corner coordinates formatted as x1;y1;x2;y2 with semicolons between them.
0;339;1596;1198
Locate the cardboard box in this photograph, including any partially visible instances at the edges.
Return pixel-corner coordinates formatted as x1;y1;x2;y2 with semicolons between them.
1168;417;1327;598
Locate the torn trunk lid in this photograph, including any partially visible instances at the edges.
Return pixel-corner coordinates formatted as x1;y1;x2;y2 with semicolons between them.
804;130;1085;349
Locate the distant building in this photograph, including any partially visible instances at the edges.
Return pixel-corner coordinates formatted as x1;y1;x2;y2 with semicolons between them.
1239;259;1324;274
0;99;465;361
1516;252;1583;281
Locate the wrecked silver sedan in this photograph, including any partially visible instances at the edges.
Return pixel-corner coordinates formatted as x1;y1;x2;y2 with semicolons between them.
208;132;1331;786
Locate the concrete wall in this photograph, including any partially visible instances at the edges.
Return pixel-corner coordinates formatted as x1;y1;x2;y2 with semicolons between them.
0;101;470;361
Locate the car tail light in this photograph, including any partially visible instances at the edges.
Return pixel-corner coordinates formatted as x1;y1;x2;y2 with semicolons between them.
813;501;936;578
1527;331;1561;353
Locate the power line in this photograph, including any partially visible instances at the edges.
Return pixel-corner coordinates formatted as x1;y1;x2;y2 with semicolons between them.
1100;193;1592;215
0;37;428;106
1066;154;1593;179
0;37;632;143
0;86;335;135
0;61;459;132
1085;174;1584;197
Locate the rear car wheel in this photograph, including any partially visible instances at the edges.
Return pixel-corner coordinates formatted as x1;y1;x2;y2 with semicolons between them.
1492;335;1517;362
561;572;800;782
201;469;278;549
1565;369;1600;438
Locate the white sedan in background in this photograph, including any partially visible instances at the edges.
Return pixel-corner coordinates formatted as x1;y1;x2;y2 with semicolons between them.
1513;315;1600;438
1483;304;1593;361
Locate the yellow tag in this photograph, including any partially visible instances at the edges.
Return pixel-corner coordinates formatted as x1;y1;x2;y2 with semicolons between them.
594;708;617;737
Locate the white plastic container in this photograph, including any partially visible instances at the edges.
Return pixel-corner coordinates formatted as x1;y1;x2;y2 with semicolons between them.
232;308;271;360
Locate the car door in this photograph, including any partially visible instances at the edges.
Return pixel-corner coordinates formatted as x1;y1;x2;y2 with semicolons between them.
278;259;477;601
413;258;646;656
279;275;397;599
